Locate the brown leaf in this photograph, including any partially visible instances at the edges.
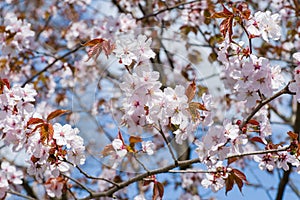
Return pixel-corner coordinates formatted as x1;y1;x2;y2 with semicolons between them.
27;118;44;126
211;5;233;19
248;119;260;126
250;136;265;144
101;144;115;157
287;131;298;140
83;38;105;47
157;182;164;199
185;80;196;102
152;182;164;200
225;173;235;195
47;109;69;122
83;38;105;61
188;102;208;121
102;40;115;58
40;123;54;144
129;136;142;146
232;169;247;182
0;78;10;94
228;157;239;165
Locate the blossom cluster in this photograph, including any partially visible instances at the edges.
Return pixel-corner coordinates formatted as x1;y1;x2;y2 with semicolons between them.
0;161;23;199
0;81;85;198
247;10;281;42
114;34;156;65
120;65;196;144
0;12;35;57
218;40;284;108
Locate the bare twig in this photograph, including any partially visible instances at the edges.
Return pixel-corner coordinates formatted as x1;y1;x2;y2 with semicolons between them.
7;190;37;200
62;173;94;196
78;146;289;199
22;44;83;87
241;82;295;128
137;0;199;21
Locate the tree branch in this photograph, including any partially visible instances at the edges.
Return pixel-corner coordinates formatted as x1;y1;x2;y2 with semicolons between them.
241;82;295;128
22;44;83;87
78;146;289;199
7;190;37;200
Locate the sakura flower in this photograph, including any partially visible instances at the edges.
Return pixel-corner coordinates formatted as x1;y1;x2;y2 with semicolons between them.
114;35;137;65
254;154;276;171
112;139;127;158
53;123;75;147
223;119;239;140
142;141;155;155
135;34;156;62
201;173;225;192
119;13;137;32
253;11;281;42
45;177;65;198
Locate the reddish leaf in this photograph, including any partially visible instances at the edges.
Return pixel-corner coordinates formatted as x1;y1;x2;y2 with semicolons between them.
27;118;44;126
102;40;115;58
185;80;196;102
232;169;247;182
129;136;142;146
83;38;105;61
83;38;105;47
153;182;164;200
220;17;234;38
234;174;244;193
287;131;298;140
0;78;10;94
156;182;164;199
101;144;115;157
250;136;265;144
211;5;233;19
228;157;239;165
40;123;54;144
248;119;260;126
47;109;69;122
225;173;235;195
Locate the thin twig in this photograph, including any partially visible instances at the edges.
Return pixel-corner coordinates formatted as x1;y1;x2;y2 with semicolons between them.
7;190;37;200
78;146;290;199
241;83;295;128
132;153;150;173
22;45;83;87
62;173;94;196
137;0;199;21
70;162;120;188
155;123;178;166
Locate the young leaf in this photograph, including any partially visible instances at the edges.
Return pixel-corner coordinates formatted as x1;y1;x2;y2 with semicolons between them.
250;136;265;144
228;157;239;165
101;144;115;157
232;169;247;182
83;38;105;61
102;40;115;58
27;118;44;126
225;173;235;195
152;182;164;200
129;136;142;146
185;80;196;102
287;131;298;140
40;123;54;144
47;109;69;122
0;78;10;94
156;182;164;199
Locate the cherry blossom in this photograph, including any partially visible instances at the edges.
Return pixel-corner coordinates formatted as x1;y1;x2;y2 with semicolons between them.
248;10;281;42
141;141;155;155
